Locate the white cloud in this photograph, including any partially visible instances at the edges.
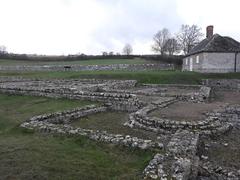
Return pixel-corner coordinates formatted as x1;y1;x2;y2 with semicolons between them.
0;0;239;55
0;0;107;54
176;0;240;39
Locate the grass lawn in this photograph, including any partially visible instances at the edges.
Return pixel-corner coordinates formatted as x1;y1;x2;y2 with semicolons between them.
0;93;154;179
72;111;158;141
0;70;240;84
0;58;150;66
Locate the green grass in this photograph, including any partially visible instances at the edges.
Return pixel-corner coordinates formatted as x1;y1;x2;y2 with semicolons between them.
0;58;149;66
0;94;94;132
72;111;158;141
0;93;154;179
1;70;240;84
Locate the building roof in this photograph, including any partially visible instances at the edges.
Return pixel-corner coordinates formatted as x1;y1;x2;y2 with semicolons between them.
187;34;240;56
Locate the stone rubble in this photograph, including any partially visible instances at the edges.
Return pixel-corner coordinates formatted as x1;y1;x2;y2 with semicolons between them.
199;162;240;180
0;79;142;112
0;77;238;179
0;63;174;72
20;105;163;151
126;100;234;136
143;130;200;180
202;79;240;91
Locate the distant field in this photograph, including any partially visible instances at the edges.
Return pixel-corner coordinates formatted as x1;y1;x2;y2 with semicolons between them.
0;94;153;179
0;70;240;84
0;58;151;66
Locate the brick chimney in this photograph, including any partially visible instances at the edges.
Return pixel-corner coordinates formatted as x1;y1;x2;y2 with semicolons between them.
206;25;214;38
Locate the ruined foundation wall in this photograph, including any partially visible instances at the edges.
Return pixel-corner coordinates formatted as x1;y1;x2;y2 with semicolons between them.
20;105;163;151
0;87;142;112
202;79;240;91
0;64;174;71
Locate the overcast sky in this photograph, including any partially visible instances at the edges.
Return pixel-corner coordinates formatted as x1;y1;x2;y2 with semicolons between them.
0;0;240;55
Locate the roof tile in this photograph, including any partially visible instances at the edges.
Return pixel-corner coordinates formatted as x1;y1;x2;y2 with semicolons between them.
187;34;240;56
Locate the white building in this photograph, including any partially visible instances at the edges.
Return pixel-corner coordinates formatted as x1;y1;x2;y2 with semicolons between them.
183;26;240;73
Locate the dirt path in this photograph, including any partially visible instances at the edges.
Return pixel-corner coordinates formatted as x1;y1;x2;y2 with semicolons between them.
150;91;240;122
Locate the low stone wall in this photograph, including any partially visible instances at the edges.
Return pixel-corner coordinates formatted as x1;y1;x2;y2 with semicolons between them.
0;78;141;112
202;79;240;91
199;162;240;179
126;99;234;136
20;106;163;151
104;84;211;103
143;130;199;179
212;105;240;129
27;105;107;124
176;86;211;103
0;77;137;91
0;63;174;72
0;86;142;112
102;80;137;90
0;88;142;112
0;78;211;112
140;104;240;179
133;113;232;135
139;84;211;103
126;98;178;135
142;83;202;90
2;76;240;179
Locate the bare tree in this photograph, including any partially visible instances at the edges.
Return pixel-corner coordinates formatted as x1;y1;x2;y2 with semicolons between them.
152;28;171;55
0;45;7;54
108;51;114;56
177;25;203;54
102;51;108;56
123;43;133;55
165;38;180;55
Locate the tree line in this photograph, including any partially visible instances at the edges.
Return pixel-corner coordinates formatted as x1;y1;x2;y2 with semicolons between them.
123;24;203;56
0;45;7;55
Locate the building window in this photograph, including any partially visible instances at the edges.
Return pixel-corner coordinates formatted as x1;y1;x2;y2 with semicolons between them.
186;58;188;65
196;56;199;64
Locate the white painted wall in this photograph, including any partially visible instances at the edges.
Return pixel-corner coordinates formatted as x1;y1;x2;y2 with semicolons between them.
182;53;204;72
183;52;238;73
202;52;236;73
237;53;240;72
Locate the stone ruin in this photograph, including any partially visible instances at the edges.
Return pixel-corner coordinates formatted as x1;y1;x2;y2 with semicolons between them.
0;77;239;179
0;63;174;72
